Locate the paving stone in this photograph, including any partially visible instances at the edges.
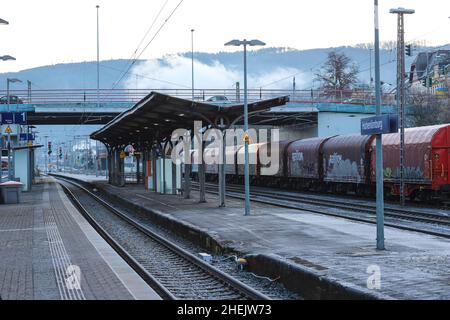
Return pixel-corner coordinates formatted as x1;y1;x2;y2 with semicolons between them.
72;174;450;300
0;178;158;300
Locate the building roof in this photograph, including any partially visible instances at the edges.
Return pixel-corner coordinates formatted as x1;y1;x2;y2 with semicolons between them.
90;91;289;147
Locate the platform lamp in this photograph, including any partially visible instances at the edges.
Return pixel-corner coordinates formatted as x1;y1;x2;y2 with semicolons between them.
0;55;15;61
7;78;22;112
225;39;266;216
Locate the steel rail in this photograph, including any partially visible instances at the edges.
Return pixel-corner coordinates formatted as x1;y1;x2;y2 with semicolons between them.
55;176;271;300
209;183;450;226
59;180;175;300
192;182;450;239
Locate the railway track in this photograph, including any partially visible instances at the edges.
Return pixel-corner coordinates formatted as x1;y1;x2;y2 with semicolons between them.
56;177;270;300
192;181;450;238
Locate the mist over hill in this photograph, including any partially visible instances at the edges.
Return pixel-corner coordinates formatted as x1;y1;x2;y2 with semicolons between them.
0;46;426;92
1;45;445;143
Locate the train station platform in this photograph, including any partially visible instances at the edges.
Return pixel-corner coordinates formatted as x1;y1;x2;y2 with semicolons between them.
61;173;450;300
0;177;159;300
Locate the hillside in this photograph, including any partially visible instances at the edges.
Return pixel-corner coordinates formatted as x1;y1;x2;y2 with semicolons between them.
0;45;432;92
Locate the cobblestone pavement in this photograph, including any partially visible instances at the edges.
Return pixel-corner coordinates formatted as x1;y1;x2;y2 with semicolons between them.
90;180;450;300
0;178;158;300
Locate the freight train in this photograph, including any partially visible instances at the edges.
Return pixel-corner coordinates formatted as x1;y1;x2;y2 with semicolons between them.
193;124;450;202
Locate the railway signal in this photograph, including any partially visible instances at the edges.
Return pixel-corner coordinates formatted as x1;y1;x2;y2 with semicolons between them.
405;44;412;57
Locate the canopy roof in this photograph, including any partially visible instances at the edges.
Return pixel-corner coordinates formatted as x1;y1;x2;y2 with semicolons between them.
90;91;289;147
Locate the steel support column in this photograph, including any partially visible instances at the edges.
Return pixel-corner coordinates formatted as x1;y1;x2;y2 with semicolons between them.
172;158;177;195
184;163;192;199
118;149;125;187
152;148;157;192
162;143;166;194
136;153;141;184
218;120;226;207
198;140;206;203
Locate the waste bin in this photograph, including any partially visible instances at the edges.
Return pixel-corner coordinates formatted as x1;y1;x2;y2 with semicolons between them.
0;181;23;204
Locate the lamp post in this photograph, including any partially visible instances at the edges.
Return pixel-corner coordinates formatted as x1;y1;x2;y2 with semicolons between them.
225;39;266;216
0;55;15;61
6;78;22;180
191;29;195;100
96;5;100;108
374;0;385;250
390;7;415;207
7;78;22;112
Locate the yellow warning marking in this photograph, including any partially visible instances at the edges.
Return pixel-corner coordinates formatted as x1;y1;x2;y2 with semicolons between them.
5;126;12;134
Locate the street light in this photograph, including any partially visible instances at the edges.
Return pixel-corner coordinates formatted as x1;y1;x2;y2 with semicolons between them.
374;0;385;250
390;7;415;207
7;78;22;112
225;39;266;216
0;18;8;25
5;78;21;180
0;55;15;61
96;5;100;108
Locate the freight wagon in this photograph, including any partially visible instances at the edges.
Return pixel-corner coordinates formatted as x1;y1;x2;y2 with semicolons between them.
192;124;450;201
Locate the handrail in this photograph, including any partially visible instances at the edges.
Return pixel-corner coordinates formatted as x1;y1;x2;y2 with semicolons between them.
0;88;403;106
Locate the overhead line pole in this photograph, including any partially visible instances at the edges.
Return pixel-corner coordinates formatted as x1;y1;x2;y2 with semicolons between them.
390;7;415;207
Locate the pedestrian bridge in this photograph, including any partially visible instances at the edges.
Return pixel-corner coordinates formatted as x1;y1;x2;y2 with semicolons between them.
0;88;397;126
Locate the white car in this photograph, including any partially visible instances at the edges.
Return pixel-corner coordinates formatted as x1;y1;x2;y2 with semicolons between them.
205;95;230;103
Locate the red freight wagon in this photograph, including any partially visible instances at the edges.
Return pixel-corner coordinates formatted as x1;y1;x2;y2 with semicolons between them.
371;124;450;200
286;137;332;180
258;140;293;178
322;135;375;187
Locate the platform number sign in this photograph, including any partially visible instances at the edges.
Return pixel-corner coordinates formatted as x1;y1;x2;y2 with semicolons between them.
0;112;27;125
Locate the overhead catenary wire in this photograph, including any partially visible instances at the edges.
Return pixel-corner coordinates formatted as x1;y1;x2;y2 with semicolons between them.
110;0;185;90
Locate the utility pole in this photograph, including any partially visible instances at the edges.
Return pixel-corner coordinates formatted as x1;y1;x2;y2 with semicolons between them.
191;29;195;100
374;0;385;250
44;135;49;174
390;7;415;207
27;80;32;103
369;48;374;88
96;5;100;109
292;77;296;101
95;140;99;177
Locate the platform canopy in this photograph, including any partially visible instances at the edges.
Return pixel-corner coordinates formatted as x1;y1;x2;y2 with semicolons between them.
90;91;289;147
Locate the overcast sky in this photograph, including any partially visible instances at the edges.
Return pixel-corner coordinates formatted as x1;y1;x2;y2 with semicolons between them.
0;0;449;73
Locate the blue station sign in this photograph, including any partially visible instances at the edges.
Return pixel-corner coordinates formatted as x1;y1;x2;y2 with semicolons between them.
0;112;27;125
19;133;35;141
361;114;398;135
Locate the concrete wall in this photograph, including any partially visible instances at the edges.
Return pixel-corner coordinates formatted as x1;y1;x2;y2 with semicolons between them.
318;112;372;137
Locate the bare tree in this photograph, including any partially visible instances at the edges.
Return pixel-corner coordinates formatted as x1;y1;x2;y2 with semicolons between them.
316;51;359;97
408;92;450;127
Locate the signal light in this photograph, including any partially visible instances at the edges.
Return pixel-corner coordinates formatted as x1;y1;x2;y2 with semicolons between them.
405;44;412;57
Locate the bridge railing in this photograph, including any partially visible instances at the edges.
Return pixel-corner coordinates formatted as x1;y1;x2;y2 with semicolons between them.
0;88;399;106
